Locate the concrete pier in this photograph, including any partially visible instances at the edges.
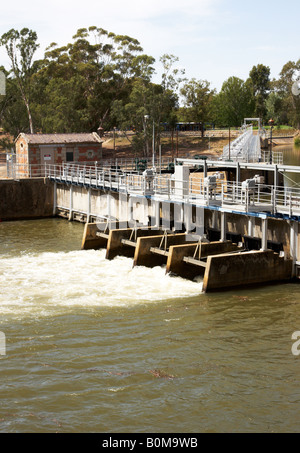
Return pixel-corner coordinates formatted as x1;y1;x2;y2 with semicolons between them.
133;233;198;268
81;221;116;250
166;241;241;280
106;227;164;260
202;250;293;292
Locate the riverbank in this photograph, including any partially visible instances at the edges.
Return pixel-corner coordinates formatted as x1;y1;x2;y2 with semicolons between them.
101;130;238;161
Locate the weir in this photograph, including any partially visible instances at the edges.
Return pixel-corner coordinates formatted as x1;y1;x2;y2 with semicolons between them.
3;157;300;292
222;123;261;162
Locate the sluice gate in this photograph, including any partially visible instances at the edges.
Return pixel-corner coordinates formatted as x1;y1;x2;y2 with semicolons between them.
81;222;294;292
44;160;300;292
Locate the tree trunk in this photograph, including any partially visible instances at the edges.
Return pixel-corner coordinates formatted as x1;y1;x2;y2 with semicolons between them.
26;102;34;134
17;79;34;134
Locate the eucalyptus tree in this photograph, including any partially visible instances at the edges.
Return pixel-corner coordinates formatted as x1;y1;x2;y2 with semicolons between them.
38;27;156;132
111;54;183;157
249;64;271;121
0;28;39;133
0;67;29;136
266;91;285;125
274;60;300;128
212;76;255;127
180;78;215;127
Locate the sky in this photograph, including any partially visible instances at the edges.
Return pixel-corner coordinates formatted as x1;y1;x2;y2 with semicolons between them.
0;0;299;91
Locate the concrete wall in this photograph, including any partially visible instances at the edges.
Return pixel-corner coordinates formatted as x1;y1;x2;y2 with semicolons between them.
54;183;299;263
81;222;109;250
202;250;293;292
166;243;204;280
166;241;241;280
133;233;196;268
0;178;54;221
56;185;150;225
204;211;293;256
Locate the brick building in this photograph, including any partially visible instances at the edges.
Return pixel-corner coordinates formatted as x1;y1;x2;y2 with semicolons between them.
15;132;104;176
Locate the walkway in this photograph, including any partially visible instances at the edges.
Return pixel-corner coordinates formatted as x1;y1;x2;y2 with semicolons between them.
45;162;300;220
222;126;261;162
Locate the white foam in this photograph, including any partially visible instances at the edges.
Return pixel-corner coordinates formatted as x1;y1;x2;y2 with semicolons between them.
0;249;202;317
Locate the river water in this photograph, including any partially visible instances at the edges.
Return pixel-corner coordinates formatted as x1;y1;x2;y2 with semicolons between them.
1;147;300;433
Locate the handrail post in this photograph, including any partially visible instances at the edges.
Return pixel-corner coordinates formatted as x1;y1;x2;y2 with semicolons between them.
271;188;275;214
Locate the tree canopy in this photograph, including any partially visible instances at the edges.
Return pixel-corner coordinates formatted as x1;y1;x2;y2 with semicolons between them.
0;26;300;151
212;77;255;127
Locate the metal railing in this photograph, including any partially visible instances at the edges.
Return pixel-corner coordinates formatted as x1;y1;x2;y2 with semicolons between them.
5;163;46;179
261;151;284;165
2;157;176;180
46;164;300;216
5;161;300;218
222;126;261;163
103;157;174;171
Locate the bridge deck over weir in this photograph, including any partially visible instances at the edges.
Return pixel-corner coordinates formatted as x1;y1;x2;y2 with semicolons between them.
43;161;300;291
46;162;300;220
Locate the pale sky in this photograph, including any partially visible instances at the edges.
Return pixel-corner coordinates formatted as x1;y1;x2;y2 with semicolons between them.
0;0;299;91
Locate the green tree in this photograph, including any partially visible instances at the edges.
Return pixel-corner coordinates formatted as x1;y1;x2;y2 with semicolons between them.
274;60;300;128
249;64;271;120
0;66;31;136
180;78;215;124
0;28;39;133
212;76;255;127
37;27;155;133
111;54;182;157
266;91;284;125
152;55;184;149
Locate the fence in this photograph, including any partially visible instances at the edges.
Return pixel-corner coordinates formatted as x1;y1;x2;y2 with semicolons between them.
4;161;300;218
261;151;284;165
222;126;262;163
46;163;300;217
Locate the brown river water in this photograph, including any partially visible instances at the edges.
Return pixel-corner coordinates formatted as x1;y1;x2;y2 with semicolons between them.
1;146;300;433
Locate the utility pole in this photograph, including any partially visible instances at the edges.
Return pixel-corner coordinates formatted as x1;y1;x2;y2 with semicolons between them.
152;120;155;168
144;115;150;158
228;127;231;160
268;119;274;165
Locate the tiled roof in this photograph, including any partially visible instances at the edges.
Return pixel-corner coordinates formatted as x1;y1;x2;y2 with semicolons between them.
16;132;103;144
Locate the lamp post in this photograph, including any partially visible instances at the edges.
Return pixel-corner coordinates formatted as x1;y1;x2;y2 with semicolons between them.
113;127;117;161
268;118;274;164
152;119;155;169
228;126;231;160
144;114;150;159
144;114;155;169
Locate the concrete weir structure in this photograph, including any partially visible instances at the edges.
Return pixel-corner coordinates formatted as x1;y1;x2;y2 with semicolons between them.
3;159;300;292
43;160;300;293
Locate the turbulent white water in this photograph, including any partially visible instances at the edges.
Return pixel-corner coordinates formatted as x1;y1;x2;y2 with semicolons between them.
2;220;300;434
0;249;202;318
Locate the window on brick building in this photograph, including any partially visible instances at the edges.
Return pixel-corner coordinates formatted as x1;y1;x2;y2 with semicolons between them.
66;151;74;162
